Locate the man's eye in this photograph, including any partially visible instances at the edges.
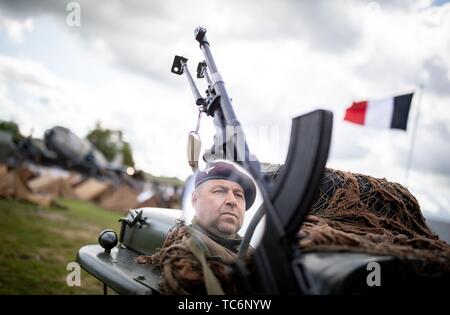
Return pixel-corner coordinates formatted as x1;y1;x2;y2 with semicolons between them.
214;189;225;194
236;193;244;199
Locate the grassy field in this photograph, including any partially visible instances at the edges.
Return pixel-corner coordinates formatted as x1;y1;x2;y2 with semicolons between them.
0;198;121;294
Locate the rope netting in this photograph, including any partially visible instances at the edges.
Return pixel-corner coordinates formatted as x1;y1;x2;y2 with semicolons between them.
299;169;450;274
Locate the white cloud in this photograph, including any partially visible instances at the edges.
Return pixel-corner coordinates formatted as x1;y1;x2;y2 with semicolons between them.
0;1;449;220
0;14;33;43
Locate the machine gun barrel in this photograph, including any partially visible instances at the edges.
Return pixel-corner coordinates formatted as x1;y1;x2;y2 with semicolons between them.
194;27;239;126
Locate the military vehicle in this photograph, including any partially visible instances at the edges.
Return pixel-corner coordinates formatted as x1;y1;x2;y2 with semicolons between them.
17;137;58;166
0;131;20;165
76;27;449;295
44;126;108;176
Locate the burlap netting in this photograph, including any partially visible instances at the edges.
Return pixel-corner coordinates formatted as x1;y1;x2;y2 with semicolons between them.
138;168;450;294
300;169;450;272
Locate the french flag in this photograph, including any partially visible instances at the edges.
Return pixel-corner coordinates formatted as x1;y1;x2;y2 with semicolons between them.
344;93;414;131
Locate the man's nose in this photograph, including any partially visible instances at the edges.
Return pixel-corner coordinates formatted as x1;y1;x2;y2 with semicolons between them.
225;190;237;207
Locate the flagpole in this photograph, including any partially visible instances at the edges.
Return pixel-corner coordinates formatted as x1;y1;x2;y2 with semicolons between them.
405;84;424;187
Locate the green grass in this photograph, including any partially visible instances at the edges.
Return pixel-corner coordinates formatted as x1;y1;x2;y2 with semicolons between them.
0;198;121;294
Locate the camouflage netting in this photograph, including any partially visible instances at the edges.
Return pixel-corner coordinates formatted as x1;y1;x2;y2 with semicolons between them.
138;168;450;294
299;169;450;274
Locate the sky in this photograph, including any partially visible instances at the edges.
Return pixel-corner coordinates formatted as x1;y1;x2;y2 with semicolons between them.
0;0;449;221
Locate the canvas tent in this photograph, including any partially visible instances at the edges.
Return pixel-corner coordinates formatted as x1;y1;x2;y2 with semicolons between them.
98;185;140;212
0;167;54;207
74;178;110;201
28;175;76;199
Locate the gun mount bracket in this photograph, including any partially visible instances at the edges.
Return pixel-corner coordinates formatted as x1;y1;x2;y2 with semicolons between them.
197;61;207;78
206;95;221;117
171;55;188;75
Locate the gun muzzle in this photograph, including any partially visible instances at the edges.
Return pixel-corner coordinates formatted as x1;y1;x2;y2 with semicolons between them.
195;26;208;47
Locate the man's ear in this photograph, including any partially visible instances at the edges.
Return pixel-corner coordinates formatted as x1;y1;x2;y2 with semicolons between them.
191;190;198;208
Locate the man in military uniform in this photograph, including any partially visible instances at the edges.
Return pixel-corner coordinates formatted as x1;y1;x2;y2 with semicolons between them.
137;160;256;294
189;161;256;252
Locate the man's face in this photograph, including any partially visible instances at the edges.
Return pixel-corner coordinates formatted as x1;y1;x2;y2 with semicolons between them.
192;179;246;239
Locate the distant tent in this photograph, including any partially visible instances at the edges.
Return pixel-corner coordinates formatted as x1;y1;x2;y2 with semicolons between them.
67;171;84;187
0;168;29;199
135;194;167;209
98;185;140;212
167;194;181;209
16;166;36;182
0;164;7;176
28;176;76;199
74;178;110;201
0;167;54;207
